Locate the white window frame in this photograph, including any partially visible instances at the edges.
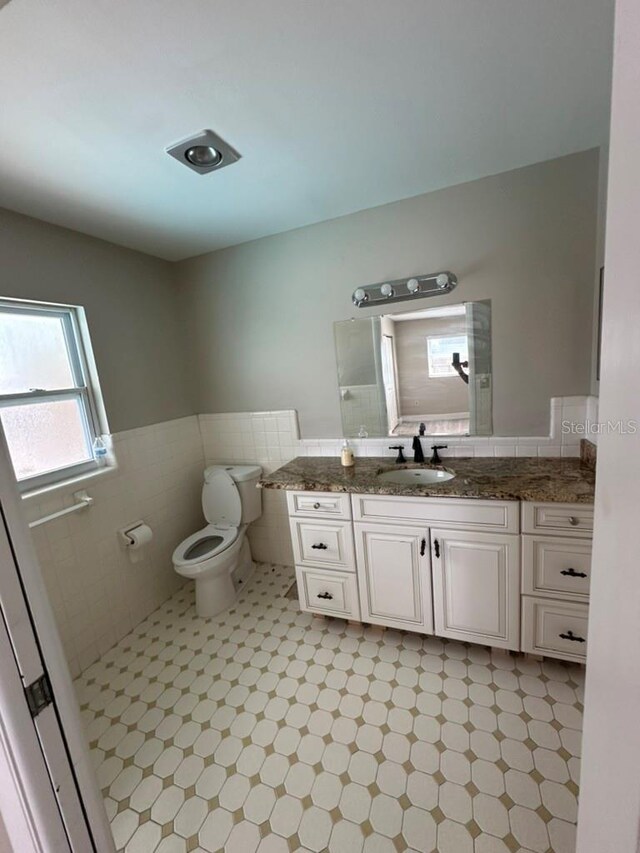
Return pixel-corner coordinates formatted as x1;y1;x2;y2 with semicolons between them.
426;334;469;379
0;299;103;492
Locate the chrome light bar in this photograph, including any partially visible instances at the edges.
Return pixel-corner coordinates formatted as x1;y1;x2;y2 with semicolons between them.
352;271;457;308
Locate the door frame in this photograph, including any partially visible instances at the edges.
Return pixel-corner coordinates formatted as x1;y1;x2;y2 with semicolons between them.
0;429;114;851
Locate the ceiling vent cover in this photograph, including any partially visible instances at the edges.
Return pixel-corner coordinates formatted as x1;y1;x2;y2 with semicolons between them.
166;129;241;175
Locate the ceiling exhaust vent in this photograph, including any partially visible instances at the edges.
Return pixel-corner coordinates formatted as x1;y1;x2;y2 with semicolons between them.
166;129;241;175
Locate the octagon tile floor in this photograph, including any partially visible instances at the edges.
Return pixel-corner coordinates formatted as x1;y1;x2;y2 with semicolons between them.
76;563;584;853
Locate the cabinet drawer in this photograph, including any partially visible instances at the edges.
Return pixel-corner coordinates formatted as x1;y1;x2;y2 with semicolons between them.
522;502;593;537
287;490;352;519
295;566;360;620
352;494;519;534
289;518;355;571
522;535;591;600
522;596;588;663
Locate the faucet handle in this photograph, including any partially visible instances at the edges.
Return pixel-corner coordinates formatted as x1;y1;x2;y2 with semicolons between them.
388;445;406;464
429;444;448;464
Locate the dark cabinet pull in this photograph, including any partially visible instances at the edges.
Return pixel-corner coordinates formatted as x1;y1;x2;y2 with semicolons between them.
420;538;426;557
560;568;587;578
317;592;333;600
559;630;586;643
433;539;440;558
311;543;328;550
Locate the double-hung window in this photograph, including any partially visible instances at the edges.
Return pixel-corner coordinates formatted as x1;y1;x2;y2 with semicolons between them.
0;299;104;491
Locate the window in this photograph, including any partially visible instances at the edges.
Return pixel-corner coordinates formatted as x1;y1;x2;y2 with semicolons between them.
426;334;469;378
0;299;104;490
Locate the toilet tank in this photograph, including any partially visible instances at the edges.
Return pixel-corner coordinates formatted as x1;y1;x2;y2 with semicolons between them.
203;464;262;524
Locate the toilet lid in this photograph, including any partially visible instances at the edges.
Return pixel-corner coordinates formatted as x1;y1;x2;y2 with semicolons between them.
202;469;242;525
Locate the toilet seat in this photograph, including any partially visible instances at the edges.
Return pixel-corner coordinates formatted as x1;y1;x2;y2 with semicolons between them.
172;523;239;570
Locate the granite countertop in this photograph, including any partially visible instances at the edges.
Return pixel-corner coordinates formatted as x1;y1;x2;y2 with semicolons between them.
259;456;595;504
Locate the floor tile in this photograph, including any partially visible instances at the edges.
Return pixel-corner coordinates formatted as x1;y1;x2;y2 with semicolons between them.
75;562;584;853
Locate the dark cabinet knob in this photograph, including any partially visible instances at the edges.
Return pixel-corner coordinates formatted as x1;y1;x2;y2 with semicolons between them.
317;592;333;600
420;538;426;557
559;630;586;643
560;568;587;578
311;543;328;550
433;538;440;558
313;502;321;509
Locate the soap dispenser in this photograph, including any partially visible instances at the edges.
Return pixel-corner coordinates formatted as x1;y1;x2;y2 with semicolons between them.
341;440;355;467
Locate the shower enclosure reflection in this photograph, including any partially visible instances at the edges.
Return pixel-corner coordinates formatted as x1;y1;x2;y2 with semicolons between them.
334;301;492;438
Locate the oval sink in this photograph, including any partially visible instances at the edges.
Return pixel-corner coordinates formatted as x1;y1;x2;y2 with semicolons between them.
377;468;455;486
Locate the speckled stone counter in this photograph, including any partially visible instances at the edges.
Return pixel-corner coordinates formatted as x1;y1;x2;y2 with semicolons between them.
259;456;595;503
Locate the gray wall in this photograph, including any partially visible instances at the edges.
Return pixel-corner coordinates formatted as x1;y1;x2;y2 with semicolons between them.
0;207;193;433
177;150;599;437
394;315;469;418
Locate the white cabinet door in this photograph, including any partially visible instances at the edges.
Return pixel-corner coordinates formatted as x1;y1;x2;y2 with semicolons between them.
354;523;433;633
431;529;520;650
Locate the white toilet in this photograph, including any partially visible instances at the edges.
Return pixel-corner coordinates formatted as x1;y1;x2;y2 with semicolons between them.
172;464;262;617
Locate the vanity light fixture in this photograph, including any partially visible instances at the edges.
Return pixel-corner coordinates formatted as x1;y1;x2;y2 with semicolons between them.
352;271;457;307
166;129;241;175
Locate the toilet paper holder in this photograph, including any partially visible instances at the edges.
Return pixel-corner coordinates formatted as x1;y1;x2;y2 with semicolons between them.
118;520;151;548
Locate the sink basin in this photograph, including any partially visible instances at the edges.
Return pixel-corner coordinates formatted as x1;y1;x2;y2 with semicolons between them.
376;468;455;486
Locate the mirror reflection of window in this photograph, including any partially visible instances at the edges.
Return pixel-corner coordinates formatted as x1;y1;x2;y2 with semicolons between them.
334;300;492;439
426;335;469;378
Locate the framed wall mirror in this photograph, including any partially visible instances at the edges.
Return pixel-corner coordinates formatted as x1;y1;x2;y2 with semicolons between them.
334;301;492;438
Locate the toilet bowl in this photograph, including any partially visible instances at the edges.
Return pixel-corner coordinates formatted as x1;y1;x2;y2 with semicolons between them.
172;465;262;617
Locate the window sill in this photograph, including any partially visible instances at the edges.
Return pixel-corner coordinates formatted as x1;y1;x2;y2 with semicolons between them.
20;458;119;505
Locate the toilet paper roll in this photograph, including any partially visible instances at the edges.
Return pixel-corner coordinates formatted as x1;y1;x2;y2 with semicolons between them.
125;523;153;550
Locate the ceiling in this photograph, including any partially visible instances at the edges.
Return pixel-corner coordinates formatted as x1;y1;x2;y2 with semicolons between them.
0;0;614;261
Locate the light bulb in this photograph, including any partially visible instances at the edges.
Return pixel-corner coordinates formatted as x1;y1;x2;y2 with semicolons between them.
185;146;222;167
380;283;394;298
435;273;450;289
406;278;420;293
353;288;368;303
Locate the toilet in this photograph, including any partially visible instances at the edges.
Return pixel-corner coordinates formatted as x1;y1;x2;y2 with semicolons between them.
172;464;262;617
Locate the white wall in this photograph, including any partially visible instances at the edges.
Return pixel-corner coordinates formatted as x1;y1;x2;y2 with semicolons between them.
23;417;204;677
577;1;640;850
178;151;599;438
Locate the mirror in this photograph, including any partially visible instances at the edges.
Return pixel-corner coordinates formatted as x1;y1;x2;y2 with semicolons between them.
335;301;492;438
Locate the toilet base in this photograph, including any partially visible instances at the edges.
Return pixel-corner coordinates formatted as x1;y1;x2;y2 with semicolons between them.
193;538;255;618
232;539;255;593
194;569;236;618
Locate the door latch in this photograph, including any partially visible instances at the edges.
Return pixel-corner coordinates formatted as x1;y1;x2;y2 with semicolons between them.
25;673;53;718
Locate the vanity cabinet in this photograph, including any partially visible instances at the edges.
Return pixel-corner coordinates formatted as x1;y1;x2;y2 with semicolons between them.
431;529;520;650
286;490;590;663
520;502;593;663
288;491;361;621
354;523;433;632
